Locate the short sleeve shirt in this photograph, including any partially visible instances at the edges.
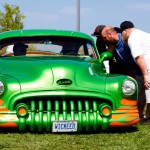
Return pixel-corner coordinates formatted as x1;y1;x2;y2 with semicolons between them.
128;29;150;72
115;33;135;67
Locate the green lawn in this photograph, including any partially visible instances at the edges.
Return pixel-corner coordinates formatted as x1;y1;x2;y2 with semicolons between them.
0;124;150;150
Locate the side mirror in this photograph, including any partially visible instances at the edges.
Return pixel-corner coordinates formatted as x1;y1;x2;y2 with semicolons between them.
99;52;113;63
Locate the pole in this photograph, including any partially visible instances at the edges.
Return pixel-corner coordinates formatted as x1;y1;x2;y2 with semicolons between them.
76;0;80;31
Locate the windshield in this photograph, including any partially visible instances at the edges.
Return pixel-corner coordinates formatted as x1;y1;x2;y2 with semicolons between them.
0;36;97;58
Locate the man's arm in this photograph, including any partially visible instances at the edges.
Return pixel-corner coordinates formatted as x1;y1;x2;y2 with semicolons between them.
135;55;150;88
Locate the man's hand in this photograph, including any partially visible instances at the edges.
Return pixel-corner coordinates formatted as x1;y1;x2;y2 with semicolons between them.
144;75;150;89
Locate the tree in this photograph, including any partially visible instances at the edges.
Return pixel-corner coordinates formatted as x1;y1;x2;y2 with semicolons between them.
0;3;25;32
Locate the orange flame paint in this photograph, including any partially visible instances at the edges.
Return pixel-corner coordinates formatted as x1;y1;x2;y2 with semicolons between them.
0;99;4;106
0;122;17;127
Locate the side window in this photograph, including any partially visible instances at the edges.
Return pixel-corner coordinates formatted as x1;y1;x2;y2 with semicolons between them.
87;43;97;58
78;45;85;56
77;43;97;58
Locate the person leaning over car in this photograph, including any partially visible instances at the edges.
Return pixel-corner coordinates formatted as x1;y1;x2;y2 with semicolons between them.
119;21;150;124
91;25;110;73
91;25;107;54
92;25;134;76
100;24;146;123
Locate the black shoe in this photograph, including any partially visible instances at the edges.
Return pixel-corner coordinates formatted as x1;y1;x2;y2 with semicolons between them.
139;114;145;122
140;117;150;125
139;114;144;119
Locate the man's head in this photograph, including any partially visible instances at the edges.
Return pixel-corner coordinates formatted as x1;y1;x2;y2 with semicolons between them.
101;26;119;43
120;21;134;33
13;43;28;56
120;21;135;41
91;25;105;37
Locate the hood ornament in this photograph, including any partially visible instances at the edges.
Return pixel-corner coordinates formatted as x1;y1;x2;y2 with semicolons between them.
57;79;72;85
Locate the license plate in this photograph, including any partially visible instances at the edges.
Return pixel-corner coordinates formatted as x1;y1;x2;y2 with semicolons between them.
52;120;78;132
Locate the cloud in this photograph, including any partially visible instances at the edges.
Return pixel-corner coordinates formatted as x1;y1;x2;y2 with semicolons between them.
128;3;150;11
23;11;60;29
59;6;91;16
81;8;91;16
60;6;76;15
25;12;59;22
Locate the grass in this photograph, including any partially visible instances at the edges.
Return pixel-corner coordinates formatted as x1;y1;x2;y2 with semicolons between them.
0;124;150;150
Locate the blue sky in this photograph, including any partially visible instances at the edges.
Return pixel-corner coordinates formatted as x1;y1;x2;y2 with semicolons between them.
0;0;150;40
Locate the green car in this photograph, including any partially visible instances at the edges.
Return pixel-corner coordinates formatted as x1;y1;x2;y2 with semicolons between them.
0;29;139;132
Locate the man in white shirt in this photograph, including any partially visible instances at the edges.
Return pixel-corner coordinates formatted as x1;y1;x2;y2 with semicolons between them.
120;21;150;124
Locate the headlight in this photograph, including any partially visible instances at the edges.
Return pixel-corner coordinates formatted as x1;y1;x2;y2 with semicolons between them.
122;80;136;95
0;81;4;95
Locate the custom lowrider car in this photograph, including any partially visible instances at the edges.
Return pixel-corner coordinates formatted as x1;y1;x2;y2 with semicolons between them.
0;29;139;132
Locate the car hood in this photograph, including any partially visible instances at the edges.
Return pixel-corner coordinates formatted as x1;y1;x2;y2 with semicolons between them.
0;56;106;92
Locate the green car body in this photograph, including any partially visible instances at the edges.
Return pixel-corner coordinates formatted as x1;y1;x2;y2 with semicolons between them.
0;29;139;132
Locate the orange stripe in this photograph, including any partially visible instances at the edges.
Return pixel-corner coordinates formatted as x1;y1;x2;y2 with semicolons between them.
125;116;137;122
0;108;11;112
120;99;137;106
0;122;17;127
0;99;4;106
115;109;138;113
109;119;140;127
117;106;138;110
111;113;139;120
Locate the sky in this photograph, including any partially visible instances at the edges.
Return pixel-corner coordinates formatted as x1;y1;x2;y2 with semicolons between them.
1;0;150;41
